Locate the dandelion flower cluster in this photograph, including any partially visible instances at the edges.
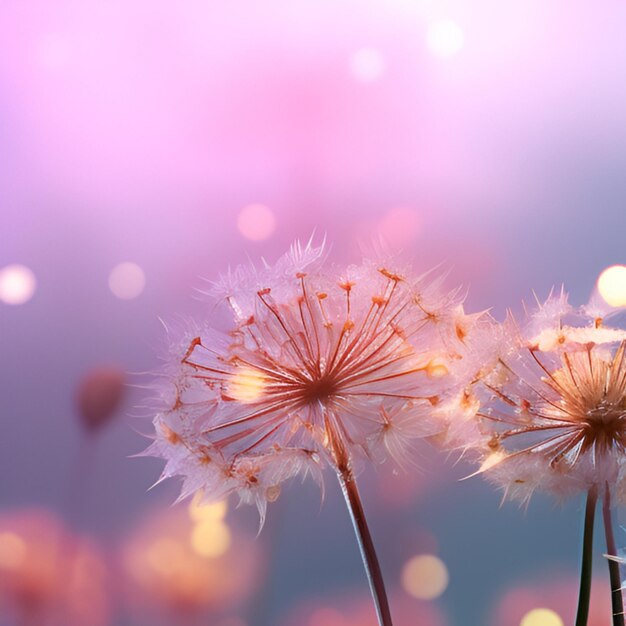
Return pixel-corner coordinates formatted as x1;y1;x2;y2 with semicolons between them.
470;292;626;504
143;240;626;626
147;241;482;521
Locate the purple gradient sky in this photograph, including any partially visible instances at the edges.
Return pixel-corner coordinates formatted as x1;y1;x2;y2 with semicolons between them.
2;1;626;624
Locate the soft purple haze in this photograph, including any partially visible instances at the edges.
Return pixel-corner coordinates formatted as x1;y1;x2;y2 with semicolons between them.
2;1;626;624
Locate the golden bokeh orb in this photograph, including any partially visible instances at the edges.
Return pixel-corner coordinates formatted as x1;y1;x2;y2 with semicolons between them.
190;520;232;558
188;493;228;522
401;554;449;600
520;607;564;626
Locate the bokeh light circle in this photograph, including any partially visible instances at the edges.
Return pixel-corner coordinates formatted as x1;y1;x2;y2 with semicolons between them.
237;204;276;241
426;20;465;58
349;48;386;83
190;520;231;558
401;554;449;599
188;494;228;523
597;264;626;307
519;608;563;626
0;264;37;305
108;262;146;300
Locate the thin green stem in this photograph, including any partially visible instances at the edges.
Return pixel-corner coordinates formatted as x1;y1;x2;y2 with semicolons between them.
602;482;625;626
576;487;598;626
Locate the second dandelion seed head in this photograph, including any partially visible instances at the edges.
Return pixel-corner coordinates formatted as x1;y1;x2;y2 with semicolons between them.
467;292;626;504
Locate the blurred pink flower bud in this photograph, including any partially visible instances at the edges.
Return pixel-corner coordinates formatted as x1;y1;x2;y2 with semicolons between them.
76;366;125;433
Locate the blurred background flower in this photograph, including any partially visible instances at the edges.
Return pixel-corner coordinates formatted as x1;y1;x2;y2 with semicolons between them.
0;509;109;626
2;0;626;624
119;497;262;625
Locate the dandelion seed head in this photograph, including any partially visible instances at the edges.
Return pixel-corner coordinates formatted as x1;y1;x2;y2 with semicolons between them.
147;241;481;517
469;292;626;502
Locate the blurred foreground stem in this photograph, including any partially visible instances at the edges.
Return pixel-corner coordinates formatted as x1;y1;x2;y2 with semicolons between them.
602;482;625;626
576;486;598;626
326;415;393;626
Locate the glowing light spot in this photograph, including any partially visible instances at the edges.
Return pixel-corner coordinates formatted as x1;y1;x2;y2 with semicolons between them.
426;20;464;58
0;532;26;569
597;265;626;307
190;520;231;558
401;554;449;599
227;367;266;403
108;262;145;300
0;264;36;305
520;608;564;626
237;204;276;241
533;328;563;352
426;358;449;378
349;48;386;83
479;451;507;473
188;493;228;522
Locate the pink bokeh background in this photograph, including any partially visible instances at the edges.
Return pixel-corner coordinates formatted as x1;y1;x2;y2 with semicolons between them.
2;1;626;624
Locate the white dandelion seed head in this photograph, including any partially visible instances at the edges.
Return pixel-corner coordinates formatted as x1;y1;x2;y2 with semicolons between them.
146;242;482;519
469;293;626;504
208;237;327;322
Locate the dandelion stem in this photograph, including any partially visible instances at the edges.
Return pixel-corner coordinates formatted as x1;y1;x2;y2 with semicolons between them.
336;466;393;626
602;482;625;626
324;413;393;626
576;486;598;626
